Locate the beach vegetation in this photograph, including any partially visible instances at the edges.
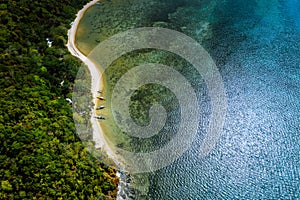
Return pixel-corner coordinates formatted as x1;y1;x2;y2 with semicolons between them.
0;0;118;199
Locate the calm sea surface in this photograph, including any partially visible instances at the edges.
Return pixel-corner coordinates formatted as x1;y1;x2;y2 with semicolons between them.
76;0;300;199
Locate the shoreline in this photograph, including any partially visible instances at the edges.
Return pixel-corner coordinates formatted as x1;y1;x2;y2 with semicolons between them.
67;1;147;198
66;0;121;169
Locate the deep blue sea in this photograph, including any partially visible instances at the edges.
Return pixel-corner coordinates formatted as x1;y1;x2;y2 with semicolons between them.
78;0;300;199
146;0;300;199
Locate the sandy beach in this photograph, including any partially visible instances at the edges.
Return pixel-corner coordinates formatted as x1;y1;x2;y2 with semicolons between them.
66;0;119;165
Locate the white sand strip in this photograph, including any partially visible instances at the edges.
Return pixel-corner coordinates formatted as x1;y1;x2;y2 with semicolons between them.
67;0;119;163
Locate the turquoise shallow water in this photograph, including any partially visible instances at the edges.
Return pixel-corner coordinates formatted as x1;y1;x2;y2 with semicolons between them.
78;0;300;199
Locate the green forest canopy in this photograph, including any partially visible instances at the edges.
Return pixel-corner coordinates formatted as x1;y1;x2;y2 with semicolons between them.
0;0;118;199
